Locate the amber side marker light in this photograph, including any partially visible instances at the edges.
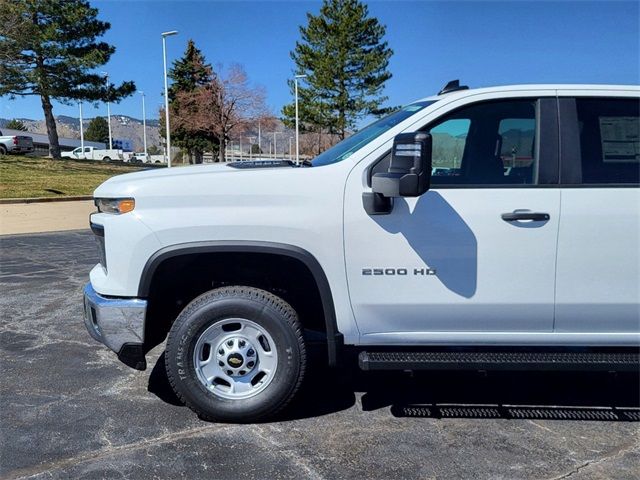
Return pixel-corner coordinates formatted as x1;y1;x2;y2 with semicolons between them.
95;198;135;214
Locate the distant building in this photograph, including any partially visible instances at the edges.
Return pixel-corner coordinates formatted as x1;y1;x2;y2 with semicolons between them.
113;139;133;151
0;128;105;156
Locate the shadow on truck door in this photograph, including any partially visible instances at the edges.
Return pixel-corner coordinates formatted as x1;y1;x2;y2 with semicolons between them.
148;352;639;423
373;191;477;298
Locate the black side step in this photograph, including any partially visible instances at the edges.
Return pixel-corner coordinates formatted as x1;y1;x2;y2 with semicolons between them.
358;350;640;372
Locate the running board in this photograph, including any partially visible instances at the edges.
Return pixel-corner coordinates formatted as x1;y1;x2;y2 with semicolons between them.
358;350;640;372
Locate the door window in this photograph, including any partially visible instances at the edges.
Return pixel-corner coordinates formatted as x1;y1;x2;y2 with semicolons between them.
575;98;639;185
430;119;469;178
428;100;538;185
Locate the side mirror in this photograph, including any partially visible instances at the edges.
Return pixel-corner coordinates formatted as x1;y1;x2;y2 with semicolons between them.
372;132;432;197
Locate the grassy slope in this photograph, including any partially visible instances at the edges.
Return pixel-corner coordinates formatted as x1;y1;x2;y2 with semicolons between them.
0;155;149;199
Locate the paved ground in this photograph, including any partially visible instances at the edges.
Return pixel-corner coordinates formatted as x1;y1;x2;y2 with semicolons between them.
1;230;638;480
0;200;94;236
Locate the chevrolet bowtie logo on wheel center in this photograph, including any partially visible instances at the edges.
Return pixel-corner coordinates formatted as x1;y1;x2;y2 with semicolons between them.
227;353;244;368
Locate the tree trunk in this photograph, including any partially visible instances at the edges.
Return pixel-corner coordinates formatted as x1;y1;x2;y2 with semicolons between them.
194;150;203;164
218;137;226;162
41;94;60;158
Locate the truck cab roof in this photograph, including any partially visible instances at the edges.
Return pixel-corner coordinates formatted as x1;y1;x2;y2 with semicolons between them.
419;82;640;103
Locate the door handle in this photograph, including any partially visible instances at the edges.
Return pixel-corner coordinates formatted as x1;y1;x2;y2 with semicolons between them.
501;212;550;222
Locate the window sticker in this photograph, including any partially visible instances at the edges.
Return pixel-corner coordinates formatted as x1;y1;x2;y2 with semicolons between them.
599;116;639;163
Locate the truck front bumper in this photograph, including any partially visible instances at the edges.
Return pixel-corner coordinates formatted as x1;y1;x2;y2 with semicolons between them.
83;283;148;370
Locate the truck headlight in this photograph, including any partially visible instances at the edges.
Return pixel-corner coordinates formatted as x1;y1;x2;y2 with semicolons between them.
95;198;135;214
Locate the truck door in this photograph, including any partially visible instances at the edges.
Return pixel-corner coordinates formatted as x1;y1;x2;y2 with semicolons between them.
344;98;561;343
555;96;640;335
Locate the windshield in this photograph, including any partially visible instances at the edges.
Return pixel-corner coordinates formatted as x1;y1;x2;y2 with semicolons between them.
311;101;435;167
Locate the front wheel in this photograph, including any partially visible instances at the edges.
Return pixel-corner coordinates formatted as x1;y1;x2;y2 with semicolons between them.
102;156;111;161
165;286;306;422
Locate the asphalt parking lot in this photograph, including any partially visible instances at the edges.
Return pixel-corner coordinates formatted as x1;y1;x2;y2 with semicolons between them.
1;230;639;479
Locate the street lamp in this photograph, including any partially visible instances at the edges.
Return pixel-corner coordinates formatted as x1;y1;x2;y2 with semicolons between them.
247;136;255;159
294;74;307;165
258;120;261;156
162;30;178;167
140;91;147;158
101;72;113;150
78;102;84;151
270;131;279;159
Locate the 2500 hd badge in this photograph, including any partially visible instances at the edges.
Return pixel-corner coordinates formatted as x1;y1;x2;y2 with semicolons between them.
362;267;437;276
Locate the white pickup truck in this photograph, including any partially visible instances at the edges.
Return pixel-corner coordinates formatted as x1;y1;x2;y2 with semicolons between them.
83;82;640;422
61;146;123;161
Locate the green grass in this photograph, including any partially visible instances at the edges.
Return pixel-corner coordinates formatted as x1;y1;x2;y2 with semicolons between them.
0;155;151;199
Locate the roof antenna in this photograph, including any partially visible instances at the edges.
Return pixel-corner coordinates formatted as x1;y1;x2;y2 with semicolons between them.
439;80;469;95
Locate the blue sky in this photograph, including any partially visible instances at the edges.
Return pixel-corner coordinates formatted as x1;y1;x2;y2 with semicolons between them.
1;0;638;122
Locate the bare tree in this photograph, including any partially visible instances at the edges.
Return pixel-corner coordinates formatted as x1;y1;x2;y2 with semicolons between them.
174;64;267;162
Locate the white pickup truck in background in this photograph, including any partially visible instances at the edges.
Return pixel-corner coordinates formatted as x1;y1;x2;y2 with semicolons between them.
0;130;34;155
129;152;166;164
61;146;123;161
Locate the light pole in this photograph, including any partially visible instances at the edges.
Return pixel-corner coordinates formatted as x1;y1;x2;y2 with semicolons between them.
239;137;243;160
289;136;293;161
102;72;113;150
294;74;307;165
140;91;147;158
79;102;84;151
247;136;255;159
258;120;261;156
271;131;278;159
162;30;178;167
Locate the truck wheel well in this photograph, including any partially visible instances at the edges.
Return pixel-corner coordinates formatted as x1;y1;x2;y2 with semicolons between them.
143;251;330;353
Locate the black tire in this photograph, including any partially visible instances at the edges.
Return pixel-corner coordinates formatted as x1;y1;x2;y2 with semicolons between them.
102;156;111;161
165;286;306;422
0;145;6;156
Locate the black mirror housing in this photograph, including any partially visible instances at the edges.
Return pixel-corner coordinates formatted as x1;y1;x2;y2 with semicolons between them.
372;132;432;197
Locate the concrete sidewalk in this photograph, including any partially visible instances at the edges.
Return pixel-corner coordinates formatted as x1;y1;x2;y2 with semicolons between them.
0;200;94;235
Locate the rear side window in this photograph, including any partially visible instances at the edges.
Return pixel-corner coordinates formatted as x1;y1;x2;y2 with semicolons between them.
576;98;639;184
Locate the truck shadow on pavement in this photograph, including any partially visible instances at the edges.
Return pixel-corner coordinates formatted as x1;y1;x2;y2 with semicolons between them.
148;351;639;423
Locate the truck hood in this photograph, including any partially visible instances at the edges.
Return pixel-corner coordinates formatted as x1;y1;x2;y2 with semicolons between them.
93;161;320;199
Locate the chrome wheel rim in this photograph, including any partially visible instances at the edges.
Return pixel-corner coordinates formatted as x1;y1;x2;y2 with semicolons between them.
193;318;278;400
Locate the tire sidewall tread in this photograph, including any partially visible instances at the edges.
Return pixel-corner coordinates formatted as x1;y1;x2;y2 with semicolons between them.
165;286;306;422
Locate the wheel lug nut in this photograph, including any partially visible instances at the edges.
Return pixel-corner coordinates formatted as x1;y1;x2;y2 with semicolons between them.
247;349;255;356
218;361;224;367
239;340;245;348
247;361;254;368
218;349;224;355
239;370;246;376
227;370;233;376
226;340;234;347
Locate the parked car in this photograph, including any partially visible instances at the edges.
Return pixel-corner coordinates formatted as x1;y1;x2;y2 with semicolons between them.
0;130;34;155
61;146;123;161
83;82;640;422
130;152;150;163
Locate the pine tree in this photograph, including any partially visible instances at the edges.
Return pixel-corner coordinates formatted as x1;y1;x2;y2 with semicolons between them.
0;0;135;157
166;40;218;163
282;0;393;140
85;117;109;145
6;119;27;131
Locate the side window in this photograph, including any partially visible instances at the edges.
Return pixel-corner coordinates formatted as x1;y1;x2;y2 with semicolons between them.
430;119;469;178
576;98;639;185
428;99;538;186
498;118;536;183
